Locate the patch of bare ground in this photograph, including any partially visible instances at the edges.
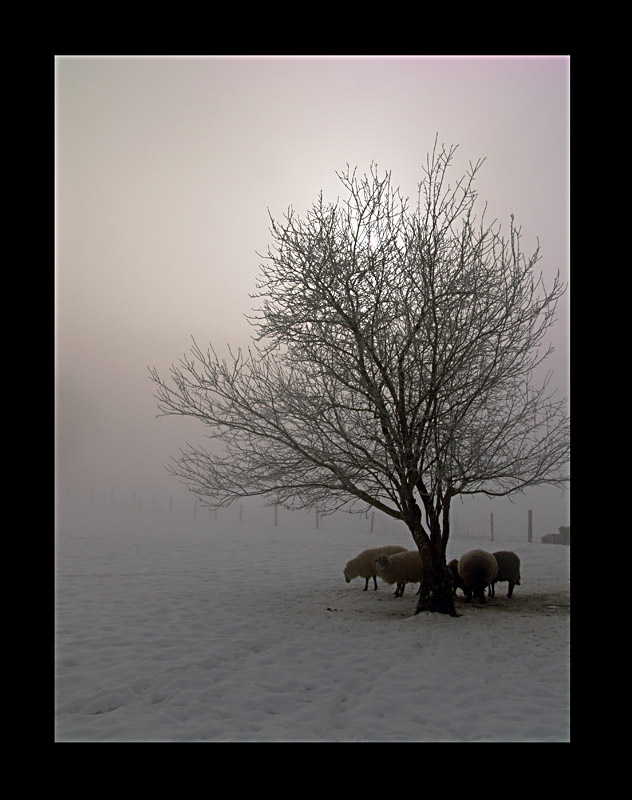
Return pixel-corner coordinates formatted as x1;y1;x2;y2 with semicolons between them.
453;590;570;616
315;584;570;621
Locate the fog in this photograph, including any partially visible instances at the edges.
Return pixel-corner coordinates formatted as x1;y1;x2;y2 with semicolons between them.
55;55;569;537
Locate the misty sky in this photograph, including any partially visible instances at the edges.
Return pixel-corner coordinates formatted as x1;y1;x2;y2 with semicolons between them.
55;55;569;525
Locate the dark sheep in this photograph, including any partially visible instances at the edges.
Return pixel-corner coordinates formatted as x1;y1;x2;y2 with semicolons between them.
457;549;498;604
541;526;570;545
447;559;466;596
488;551;521;598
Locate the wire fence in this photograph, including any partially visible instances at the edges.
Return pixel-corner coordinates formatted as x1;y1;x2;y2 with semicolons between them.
57;484;567;544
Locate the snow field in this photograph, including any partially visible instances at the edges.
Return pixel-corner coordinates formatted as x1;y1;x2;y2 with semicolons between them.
55;500;570;742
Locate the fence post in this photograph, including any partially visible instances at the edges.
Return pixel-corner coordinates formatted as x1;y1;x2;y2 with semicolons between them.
528;509;533;543
370;511;375;533
490;513;494;542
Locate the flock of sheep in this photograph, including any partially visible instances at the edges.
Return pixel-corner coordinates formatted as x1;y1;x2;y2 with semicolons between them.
343;545;521;604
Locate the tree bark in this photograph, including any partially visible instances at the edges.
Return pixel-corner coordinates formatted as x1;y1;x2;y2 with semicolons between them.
415;560;458;616
406;499;458;616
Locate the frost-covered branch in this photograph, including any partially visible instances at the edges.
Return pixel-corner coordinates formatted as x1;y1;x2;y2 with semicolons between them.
150;138;569;614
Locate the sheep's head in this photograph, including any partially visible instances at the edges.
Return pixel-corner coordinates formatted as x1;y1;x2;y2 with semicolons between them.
447;559;465;592
447;559;459;578
376;555;390;568
343;566;352;582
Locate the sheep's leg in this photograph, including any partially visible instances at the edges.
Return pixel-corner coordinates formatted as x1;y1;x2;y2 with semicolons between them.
507;582;514;598
372;575;378;590
363;577;369;591
488;582;495;597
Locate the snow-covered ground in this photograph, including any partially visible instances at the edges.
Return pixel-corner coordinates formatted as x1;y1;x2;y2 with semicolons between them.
54;499;570;742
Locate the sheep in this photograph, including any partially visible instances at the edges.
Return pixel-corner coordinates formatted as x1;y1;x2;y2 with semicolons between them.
541;526;570;545
457;549;498;604
488;551;521;598
375;549;429;598
447;558;466;596
343;545;408;591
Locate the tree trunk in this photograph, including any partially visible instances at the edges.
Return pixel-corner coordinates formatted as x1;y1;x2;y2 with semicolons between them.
407;497;458;616
415;559;458;616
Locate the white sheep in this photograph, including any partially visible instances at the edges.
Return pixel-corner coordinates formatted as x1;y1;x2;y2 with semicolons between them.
343;545;408;591
374;549;429;597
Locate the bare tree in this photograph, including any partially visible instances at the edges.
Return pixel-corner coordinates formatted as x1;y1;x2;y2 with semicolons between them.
149;140;569;615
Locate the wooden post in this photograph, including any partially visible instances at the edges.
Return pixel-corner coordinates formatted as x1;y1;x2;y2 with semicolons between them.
316;512;320;530
528;509;533;543
274;505;278;527
370;511;375;533
239;504;243;523
490;513;494;542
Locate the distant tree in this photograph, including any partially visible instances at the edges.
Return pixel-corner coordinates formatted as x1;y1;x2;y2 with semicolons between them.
149;139;569;615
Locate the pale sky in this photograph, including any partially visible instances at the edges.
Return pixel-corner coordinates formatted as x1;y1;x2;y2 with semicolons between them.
55;55;569;527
